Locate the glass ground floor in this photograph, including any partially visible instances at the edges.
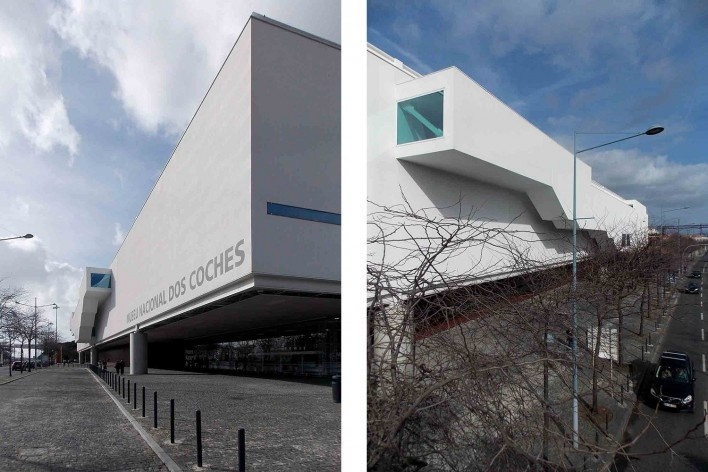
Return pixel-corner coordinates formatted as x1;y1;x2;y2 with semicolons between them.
183;320;340;377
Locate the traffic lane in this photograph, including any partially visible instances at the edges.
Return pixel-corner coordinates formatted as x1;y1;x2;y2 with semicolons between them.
615;276;708;471
618;403;705;472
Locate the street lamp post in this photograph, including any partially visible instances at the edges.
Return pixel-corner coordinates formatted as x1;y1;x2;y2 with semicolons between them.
0;234;33;242
15;298;57;371
571;126;663;449
53;304;59;343
658;207;689;280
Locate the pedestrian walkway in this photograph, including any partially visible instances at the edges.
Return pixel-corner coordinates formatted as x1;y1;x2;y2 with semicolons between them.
0;368;167;471
99;368;341;471
1;366;340;471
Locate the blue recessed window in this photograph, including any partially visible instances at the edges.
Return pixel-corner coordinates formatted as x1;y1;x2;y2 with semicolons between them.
267;202;340;225
397;91;444;145
90;273;111;288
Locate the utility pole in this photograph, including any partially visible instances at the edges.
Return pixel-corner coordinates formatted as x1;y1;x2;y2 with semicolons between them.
53;304;59;342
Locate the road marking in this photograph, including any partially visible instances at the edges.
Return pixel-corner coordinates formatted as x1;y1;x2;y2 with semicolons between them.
704;401;707;437
703;328;705;341
703;354;705;372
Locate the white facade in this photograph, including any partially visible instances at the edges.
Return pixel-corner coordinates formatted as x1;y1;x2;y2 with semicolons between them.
71;15;340;368
368;44;648;282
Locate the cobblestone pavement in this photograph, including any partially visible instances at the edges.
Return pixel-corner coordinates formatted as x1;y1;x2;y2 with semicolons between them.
0;367;167;471
97;368;341;471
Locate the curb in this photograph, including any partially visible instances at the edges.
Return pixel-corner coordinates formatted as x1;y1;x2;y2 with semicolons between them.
88;369;183;472
0;369;41;386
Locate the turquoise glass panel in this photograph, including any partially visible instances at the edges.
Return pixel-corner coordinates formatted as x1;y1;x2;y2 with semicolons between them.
90;273;111;288
397;91;444;144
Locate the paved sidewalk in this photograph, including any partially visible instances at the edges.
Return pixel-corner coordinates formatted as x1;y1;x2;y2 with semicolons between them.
97;368;341;471
0;367;167;471
1;366;340;471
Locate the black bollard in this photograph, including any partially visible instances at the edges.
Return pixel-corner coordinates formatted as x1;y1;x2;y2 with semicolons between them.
238;428;246;472
134;383;137;410
122;378;125;399
170;399;175;444
128;380;131;402
142;386;146;417
154;391;158;428
196;410;203;467
332;375;341;403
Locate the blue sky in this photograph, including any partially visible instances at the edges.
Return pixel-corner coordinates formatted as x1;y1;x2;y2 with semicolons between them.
368;0;708;229
0;0;340;341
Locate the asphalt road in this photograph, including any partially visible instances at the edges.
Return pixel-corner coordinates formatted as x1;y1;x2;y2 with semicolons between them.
614;260;708;472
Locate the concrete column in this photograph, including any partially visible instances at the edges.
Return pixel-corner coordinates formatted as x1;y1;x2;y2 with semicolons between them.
90;346;98;366
130;331;148;374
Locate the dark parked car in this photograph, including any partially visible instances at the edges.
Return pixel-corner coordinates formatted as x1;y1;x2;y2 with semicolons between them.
650;351;695;411
11;361;24;371
685;282;700;294
689;271;702;279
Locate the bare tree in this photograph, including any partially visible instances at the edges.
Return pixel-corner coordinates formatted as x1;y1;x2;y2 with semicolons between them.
367;198;692;471
367;197;581;470
0;282;28;375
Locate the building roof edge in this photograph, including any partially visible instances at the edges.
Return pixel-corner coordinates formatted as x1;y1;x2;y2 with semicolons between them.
251;13;340;50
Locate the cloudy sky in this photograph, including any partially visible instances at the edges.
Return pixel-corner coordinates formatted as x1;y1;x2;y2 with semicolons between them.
0;0;340;341
369;0;708;228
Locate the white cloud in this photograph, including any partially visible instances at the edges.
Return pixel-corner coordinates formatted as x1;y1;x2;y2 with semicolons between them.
0;241;82;341
434;0;667;72
49;0;340;137
13;197;30;217
112;222;125;246
583;149;708;211
0;2;80;159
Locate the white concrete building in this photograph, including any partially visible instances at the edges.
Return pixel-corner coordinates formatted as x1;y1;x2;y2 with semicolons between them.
368;44;648;287
71;15;340;375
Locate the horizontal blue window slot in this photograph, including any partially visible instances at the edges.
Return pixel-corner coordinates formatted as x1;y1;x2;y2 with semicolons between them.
267;202;341;225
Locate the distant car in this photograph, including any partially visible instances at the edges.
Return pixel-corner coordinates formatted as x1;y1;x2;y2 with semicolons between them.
685;283;700;294
11;361;23;371
689;271;702;279
650;351;695;411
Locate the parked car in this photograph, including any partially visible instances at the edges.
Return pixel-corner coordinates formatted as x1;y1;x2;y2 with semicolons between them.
11;361;24;371
650;351;695;411
685;282;700;294
689;271;702;279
